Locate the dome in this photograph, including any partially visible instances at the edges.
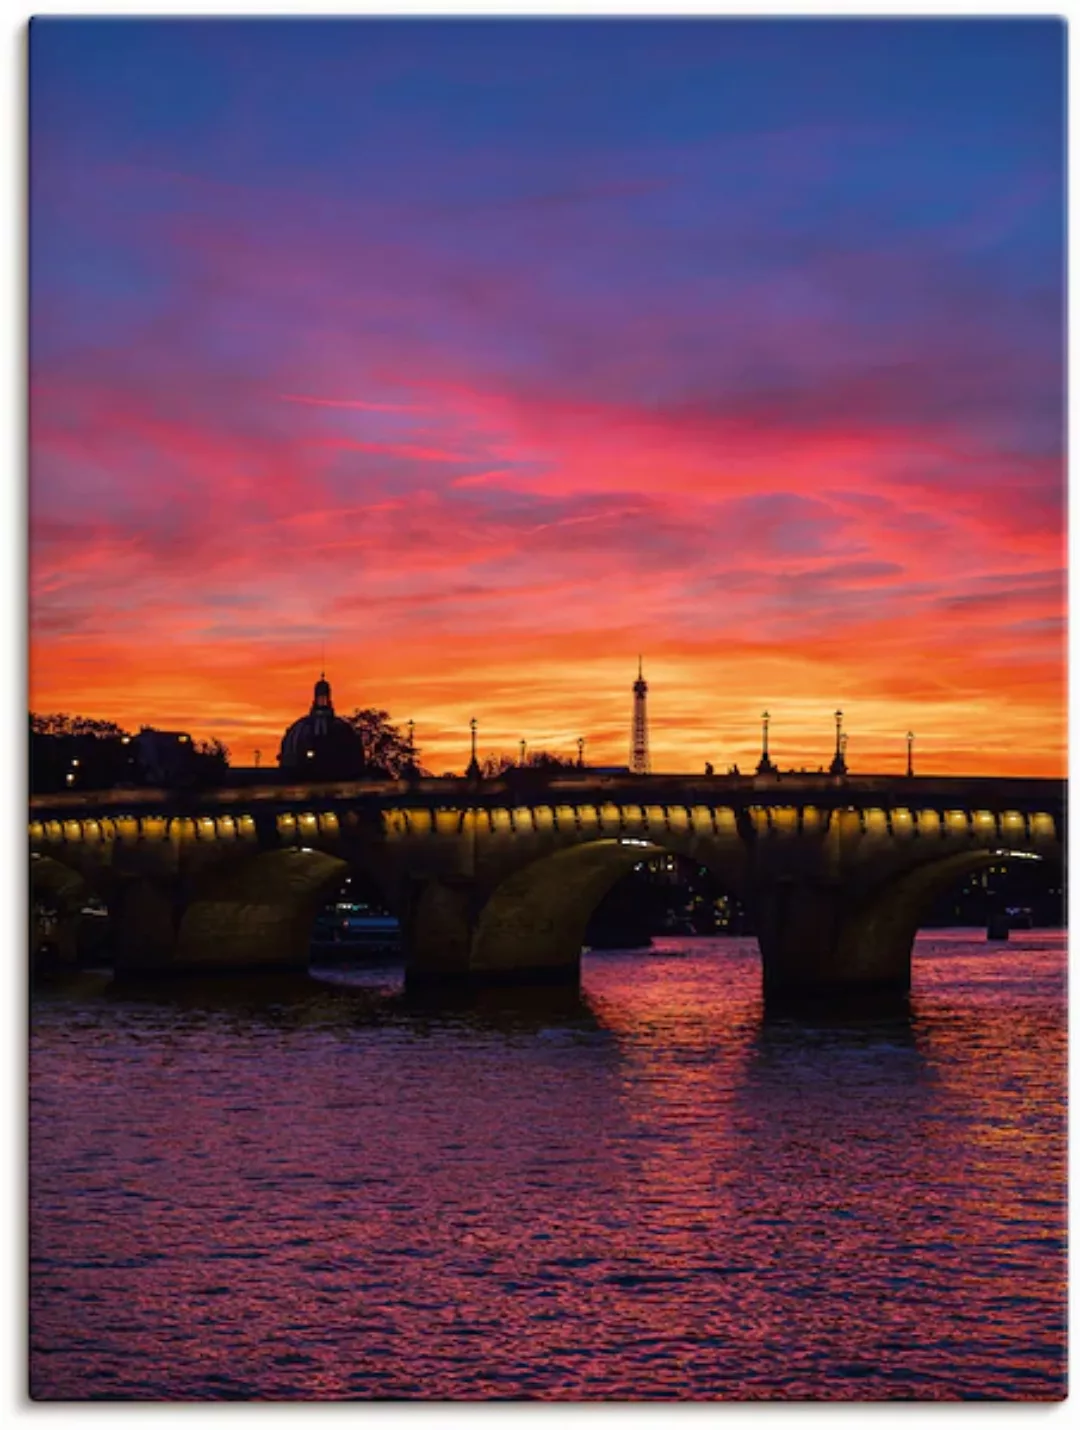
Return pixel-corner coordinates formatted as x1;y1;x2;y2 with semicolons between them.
278;674;365;778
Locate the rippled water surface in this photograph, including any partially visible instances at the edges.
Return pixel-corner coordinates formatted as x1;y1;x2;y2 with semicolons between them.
31;931;1066;1401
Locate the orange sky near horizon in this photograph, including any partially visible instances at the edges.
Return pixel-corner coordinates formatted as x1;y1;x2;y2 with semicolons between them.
28;354;1066;778
28;361;1066;779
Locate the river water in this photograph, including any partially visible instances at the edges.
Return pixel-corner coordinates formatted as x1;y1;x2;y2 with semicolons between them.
30;930;1066;1401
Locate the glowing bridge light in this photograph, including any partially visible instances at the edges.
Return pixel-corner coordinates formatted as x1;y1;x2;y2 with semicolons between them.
991;848;1042;861
619;838;652;847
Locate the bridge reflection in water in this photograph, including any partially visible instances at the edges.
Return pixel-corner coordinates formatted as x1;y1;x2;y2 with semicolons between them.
29;772;1064;1007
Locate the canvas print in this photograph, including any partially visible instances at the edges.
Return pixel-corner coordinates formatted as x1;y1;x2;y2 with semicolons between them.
29;16;1066;1402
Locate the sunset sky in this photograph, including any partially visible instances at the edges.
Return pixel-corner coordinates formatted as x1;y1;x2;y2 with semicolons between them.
29;18;1065;776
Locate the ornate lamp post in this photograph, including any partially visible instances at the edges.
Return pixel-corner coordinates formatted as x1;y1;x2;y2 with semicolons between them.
757;709;776;775
519;738;527;767
467;718;480;779
830;709;847;776
577;736;585;768
906;730;914;778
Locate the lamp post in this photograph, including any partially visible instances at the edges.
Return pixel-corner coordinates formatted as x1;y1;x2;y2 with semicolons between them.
830;709;846;776
757;710;775;775
906;730;914;778
406;720;415;774
519;738;527;767
467;718;480;779
577;736;585;768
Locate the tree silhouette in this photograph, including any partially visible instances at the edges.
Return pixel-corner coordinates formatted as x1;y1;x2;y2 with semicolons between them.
30;712;129;738
341;708;427;777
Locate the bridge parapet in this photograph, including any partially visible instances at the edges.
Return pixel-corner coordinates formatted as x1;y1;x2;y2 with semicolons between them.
29;771;1066;820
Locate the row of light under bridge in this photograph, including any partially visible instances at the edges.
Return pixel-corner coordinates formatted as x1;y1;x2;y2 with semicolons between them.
30;805;1060;847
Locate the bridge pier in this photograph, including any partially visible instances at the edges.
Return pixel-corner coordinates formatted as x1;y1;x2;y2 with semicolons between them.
404;868;585;991
402;877;478;987
755;879;913;1005
173;895;322;975
110;877;185;972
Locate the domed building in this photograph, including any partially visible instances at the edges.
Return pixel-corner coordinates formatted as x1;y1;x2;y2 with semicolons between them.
278;673;365;779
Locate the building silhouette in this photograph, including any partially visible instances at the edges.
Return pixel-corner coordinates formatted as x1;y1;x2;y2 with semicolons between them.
278;673;365;778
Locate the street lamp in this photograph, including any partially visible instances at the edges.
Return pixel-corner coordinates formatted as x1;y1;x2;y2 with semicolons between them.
830;709;846;776
906;730;915;778
757;710;775;774
577;736;585;768
520;738;527;767
467;718;480;778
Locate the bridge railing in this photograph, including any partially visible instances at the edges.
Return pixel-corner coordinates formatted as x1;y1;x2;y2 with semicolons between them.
29;771;1066;823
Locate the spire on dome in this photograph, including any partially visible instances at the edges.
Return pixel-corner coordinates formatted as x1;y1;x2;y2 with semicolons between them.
312;671;333;712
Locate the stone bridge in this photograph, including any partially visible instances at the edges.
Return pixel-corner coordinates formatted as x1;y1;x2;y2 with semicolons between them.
30;771;1064;1002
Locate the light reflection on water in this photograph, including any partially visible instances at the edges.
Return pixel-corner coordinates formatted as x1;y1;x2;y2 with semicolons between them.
30;931;1066;1400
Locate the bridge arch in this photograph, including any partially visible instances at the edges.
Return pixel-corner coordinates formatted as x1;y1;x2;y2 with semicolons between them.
166;848;351;973
474;839;665;979
840;845;1063;983
110;846;397;975
758;842;1063;1003
409;834;748;986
